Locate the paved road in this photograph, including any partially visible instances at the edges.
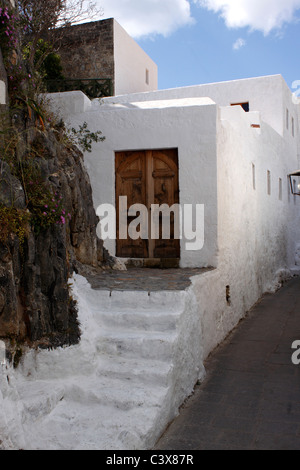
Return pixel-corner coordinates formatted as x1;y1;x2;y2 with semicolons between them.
154;276;300;450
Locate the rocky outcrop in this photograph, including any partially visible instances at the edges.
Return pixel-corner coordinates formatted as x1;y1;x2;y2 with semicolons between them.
0;10;106;352
0;126;106;350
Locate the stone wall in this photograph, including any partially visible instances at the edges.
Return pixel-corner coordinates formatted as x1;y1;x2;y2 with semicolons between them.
57;19;115;93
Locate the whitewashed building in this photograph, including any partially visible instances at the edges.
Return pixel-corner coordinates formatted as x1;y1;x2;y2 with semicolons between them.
49;74;300;272
47;73;300;357
3;6;300;453
56;18;158;97
35;73;300;449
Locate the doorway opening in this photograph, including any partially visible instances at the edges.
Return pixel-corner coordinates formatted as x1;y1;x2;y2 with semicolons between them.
115;149;180;263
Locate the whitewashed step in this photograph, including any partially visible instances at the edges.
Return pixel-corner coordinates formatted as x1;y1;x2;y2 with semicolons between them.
85;288;187;314
96;329;177;360
21;400;165;450
96;356;174;387
62;376;168;411
17;376;169;423
16;380;65;423
97;309;181;332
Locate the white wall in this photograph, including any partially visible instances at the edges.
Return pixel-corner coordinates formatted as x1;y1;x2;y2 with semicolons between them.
103;74;287;136
45;91;91;116
68;97;219;268
113;20;158;96
45;75;300;388
0;81;6;105
192;102;300;359
45;74;300;278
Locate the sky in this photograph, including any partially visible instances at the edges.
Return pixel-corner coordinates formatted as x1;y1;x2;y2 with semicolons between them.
87;0;300;92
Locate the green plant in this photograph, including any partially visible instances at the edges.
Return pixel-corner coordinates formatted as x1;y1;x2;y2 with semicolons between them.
16;95;46;129
0;3;104;241
29;186;70;234
23;38;65;82
0;205;30;247
68;121;105;153
15;160;70;234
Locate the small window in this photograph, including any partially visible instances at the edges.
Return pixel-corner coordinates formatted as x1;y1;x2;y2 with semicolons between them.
146;69;149;85
231;102;249;112
286;109;289;129
267;170;271;195
279;178;282;201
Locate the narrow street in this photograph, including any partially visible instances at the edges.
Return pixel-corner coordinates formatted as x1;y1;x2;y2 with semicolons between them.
155;276;300;450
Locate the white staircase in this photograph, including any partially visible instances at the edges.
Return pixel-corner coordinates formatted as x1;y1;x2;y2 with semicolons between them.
0;274;204;450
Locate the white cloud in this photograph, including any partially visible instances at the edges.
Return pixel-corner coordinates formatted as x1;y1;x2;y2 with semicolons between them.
233;37;246;50
197;0;300;34
96;0;194;38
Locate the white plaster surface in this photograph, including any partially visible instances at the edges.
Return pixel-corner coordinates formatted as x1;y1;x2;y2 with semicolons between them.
0;274;204;450
0;80;6;105
103;74;291;137
61;96;219;268
113;20;158;95
45;91;91;118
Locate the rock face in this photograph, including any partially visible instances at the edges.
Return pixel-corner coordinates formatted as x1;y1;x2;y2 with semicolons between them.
0;26;105;351
0;128;105;350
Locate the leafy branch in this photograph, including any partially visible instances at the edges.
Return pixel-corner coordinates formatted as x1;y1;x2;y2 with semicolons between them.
67;121;105;153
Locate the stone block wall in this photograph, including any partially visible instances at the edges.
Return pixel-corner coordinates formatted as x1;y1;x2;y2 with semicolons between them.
57;19;115;93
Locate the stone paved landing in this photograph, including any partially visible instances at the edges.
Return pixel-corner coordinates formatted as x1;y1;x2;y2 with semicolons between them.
84;267;212;292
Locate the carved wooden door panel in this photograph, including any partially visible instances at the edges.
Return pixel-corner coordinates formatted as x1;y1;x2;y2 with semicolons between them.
115;151;148;258
151;149;180;259
115;149;179;259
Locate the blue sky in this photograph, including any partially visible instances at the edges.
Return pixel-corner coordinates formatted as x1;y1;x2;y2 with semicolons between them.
94;0;300;92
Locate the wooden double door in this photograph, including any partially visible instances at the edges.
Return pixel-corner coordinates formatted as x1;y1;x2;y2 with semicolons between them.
115;149;180;259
